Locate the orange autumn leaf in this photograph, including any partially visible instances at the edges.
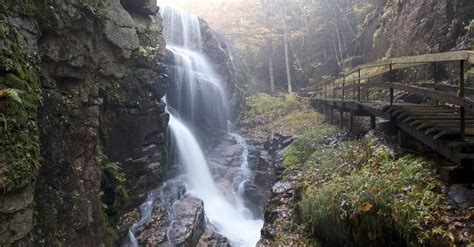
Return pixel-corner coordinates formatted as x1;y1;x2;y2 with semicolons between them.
361;202;373;212
0;88;9;97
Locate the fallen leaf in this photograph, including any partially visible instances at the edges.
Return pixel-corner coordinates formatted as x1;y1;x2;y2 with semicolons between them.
0;88;9;97
361;202;373;212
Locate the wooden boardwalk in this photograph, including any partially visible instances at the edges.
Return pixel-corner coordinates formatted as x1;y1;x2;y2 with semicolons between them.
304;51;474;183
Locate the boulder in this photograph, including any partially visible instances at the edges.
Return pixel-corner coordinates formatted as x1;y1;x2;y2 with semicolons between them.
167;196;206;246
448;184;474;210
197;226;231;247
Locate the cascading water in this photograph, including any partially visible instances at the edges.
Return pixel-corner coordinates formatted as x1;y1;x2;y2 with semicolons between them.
230;133;254;218
162;5;228;132
163;5;262;246
169;115;262;246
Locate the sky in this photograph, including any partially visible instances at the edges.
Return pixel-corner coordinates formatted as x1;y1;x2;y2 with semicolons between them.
155;0;242;32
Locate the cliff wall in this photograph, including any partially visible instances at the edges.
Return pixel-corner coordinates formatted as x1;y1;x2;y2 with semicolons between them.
0;0;170;245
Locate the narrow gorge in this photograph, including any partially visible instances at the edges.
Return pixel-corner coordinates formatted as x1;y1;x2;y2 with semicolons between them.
1;0;473;246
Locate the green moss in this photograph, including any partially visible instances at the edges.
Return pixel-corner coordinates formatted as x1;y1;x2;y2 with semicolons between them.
0;20;41;192
0;0;38;18
283;127;336;168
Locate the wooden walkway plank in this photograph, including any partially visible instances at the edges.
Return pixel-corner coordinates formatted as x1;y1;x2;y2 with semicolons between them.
417;121;474;130
434;129;474;140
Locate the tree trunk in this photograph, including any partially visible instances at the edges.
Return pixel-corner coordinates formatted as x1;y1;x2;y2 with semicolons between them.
283;18;292;93
269;50;275;92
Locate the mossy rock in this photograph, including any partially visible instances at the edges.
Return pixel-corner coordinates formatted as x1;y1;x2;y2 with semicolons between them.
0;15;41;192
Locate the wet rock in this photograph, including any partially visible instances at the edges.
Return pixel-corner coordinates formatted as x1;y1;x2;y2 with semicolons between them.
272;181;292;195
167;196;206;246
0;208;33;246
197;226;231;246
448;185;474;210
160;179;187;207
0;186;34;214
137;206;168;246
243;183;265;218
117;209;140;234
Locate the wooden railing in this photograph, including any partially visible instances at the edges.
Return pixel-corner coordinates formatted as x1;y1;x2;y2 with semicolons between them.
310;50;474;140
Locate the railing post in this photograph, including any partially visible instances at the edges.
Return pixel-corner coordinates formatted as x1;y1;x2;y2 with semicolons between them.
332;80;335;100
330;107;333;124
353;78;356;100
357;69;361;102
324;84;326;99
433;62;439;106
340;110;344;129
366;77;370;101
389;63;394;106
460;60;465;141
342;76;345;102
349;112;354;132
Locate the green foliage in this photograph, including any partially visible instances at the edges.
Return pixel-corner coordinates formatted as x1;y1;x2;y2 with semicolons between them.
243;92;327;136
467;20;474;50
271;110;320;134
298;140;450;245
245;93;300;121
3;88;23;103
283;127;336;168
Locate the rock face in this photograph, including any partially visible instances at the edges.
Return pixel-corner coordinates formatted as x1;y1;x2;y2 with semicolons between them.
199;18;244;121
0;0;169;245
360;0;473;61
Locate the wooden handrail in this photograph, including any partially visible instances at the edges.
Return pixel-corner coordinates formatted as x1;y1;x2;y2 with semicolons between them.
310;51;473;90
329;81;473;110
345;51;474;77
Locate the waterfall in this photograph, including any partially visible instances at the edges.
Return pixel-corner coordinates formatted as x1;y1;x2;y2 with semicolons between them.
126;5;262;247
162;5;263;246
168;115;218;196
169;115;262;246
162;5;228;132
230;133;253;218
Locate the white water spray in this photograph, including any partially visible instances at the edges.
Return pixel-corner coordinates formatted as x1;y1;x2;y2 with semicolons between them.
230;133;254;218
169;115;262;246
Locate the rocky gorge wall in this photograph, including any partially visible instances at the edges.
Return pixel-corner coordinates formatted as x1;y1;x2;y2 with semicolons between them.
0;1;246;245
360;0;473;61
0;0;170;245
